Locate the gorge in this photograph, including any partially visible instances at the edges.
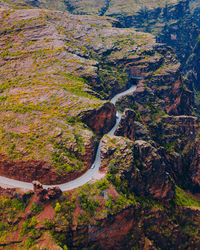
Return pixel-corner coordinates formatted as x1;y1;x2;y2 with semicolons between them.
0;0;200;249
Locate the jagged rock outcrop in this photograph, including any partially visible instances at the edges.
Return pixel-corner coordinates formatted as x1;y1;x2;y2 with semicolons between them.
72;205;200;249
149;115;199;145
115;109;150;141
115;106;200;193
81;102;116;135
117;45;193;118
33;181;62;203
102;107;200;197
133;140;175;201
147;115;200;191
114;109;136;140
186;39;200;92
101;136;175;201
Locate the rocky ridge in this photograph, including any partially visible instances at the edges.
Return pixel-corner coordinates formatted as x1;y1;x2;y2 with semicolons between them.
26;0;200;106
0;178;199;249
0;1;200;249
0;6;170;184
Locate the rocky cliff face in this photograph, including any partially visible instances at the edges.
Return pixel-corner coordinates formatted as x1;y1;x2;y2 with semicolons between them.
186;39;200;89
116;44;192;116
36;0;200;102
115;101;200;194
101;135;175;202
0;181;199;249
0;5;174;183
81;102;116;135
80;206;200;249
1;1;200;249
0;7;156;181
0;151;97;185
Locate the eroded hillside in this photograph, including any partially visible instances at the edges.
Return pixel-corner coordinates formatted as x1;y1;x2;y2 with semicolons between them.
0;1;200;249
0;7;159;184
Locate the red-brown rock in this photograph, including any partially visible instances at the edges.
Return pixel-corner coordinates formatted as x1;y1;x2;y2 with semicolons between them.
115;109;150;141
81;102;116;135
0;136;98;185
33;181;62;203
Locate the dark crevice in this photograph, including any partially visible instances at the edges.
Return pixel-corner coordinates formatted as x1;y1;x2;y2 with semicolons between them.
99;0;111;16
63;0;76;14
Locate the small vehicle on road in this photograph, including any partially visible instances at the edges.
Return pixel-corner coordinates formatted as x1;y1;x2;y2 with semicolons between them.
91;164;95;169
116;112;119;119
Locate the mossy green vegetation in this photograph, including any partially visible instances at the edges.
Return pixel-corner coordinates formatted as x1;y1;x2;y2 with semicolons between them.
20;217;42;248
30;202;44;215
44;180;200;248
174;186;200;208
0;196;26;243
0;8;106;174
0;179;199;248
0;1;200;249
0;7;158;175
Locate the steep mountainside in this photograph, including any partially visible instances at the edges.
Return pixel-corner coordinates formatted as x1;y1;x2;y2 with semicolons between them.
0;7;160;184
16;0;200;103
0;1;200;249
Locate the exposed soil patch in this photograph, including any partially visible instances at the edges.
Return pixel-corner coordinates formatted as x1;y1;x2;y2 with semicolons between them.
0;157;90;185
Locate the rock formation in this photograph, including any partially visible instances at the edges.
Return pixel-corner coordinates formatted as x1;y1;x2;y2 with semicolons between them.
81;102;116;135
0;0;200;249
33;181;62;203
